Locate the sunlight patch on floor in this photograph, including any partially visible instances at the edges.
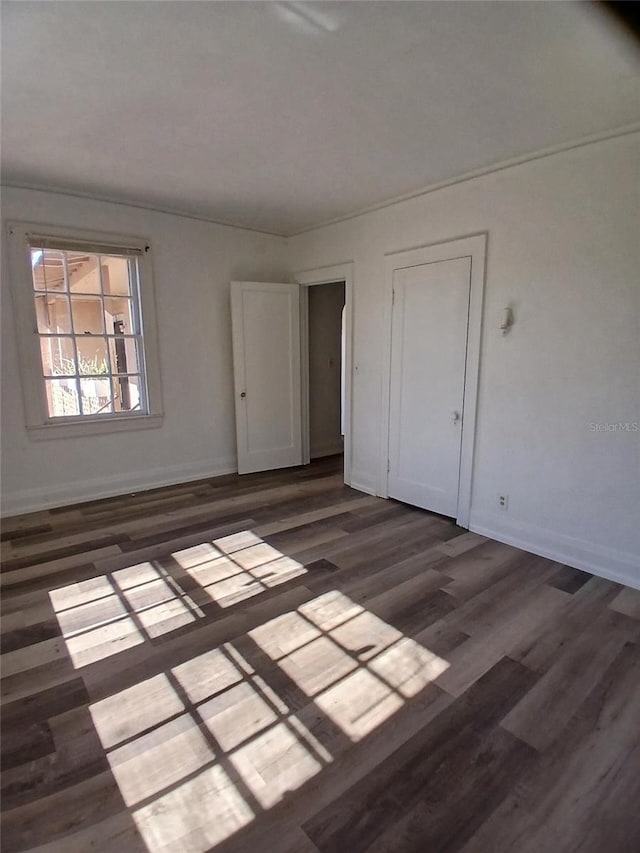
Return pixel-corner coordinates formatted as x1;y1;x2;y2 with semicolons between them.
251;590;450;741
108;713;214;806
172;532;307;608
49;560;202;667
87;589;449;851
50;532;307;667
173;647;246;704
91;673;184;749
133;764;254;852
231;721;323;809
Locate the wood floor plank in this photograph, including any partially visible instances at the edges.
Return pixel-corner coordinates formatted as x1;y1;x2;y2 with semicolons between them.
1;770;131;852
434;583;569;698
18;812;148;853
546;562;592;594
2;708;109;810
2;456;639;853
511;574;630;674
609;585;640;620
1;620;62;654
252;495;380;537
500;607;640;750
439;539;535;602
363;727;534;853
1;636;67;679
215;685;454;853
92;518;257;574
443;551;561;636
460;641;640;853
0;550;122;591
303;657;537;853
434;530;488;558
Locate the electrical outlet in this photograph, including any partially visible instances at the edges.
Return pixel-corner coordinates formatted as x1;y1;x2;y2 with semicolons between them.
498;494;509;510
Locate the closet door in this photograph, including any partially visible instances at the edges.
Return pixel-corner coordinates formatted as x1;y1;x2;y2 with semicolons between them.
388;256;471;517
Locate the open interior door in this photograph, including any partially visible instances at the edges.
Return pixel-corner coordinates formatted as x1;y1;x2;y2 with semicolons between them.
231;281;302;474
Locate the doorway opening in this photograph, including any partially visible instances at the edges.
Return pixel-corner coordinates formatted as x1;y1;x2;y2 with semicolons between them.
302;281;346;467
296;262;353;488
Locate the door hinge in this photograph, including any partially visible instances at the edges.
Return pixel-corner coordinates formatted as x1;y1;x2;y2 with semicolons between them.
387;459;391;473
391;289;395;306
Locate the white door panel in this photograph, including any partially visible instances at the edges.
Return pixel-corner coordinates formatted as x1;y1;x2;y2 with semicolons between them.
231;281;302;474
388;257;471;517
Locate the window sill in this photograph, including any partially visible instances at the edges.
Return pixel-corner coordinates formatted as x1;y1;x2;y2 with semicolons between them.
27;413;164;441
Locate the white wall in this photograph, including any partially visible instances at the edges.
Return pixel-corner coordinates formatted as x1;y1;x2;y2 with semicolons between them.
1;187;288;515
3;137;638;587
287;134;640;588
308;282;345;459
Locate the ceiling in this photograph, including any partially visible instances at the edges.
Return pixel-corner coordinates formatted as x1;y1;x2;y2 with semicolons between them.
2;1;638;236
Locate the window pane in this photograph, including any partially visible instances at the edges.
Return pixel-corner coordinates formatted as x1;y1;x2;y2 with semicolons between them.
40;336;76;376
68;254;101;294
109;336;140;375
114;375;143;413
26;236;152;425
35;294;72;333
104;297;135;335
45;378;80;418
32;249;66;291
76;337;109;376
80;377;113;415
71;297;104;334
102;256;132;297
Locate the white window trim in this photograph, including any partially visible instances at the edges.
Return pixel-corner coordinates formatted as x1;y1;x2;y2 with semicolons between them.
7;221;163;440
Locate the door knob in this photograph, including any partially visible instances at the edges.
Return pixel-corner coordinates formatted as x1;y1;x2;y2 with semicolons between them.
240;392;246;399
451;410;460;423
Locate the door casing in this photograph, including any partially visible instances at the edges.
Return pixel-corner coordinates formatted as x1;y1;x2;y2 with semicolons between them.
379;234;487;528
294;262;354;487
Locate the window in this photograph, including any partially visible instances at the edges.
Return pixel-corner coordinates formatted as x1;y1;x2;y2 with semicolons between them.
8;223;162;438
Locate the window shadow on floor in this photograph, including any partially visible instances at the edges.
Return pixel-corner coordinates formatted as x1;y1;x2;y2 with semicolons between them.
2;511;462;852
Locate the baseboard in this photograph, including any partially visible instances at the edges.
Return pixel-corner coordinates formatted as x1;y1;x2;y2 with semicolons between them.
469;511;640;591
349;469;379;497
310;441;344;460
1;457;238;518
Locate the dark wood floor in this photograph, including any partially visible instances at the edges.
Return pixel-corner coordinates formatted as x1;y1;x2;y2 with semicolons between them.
1;456;639;853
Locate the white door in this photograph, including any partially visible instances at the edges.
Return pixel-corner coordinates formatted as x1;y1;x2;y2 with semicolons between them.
231;281;302;474
388;257;471;517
